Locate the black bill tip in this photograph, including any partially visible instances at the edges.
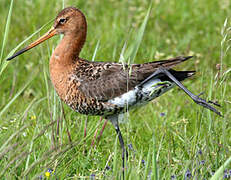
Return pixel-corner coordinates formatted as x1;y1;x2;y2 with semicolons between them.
6;47;28;61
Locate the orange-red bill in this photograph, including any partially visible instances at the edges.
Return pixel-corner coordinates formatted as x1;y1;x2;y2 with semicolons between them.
7;27;57;61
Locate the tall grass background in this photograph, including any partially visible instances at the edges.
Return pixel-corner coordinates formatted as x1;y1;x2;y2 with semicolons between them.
0;0;230;179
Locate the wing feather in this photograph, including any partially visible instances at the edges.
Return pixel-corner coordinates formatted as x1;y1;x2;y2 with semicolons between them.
76;56;193;101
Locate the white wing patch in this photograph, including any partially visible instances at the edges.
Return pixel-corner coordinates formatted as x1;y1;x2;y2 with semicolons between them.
108;88;137;107
108;78;174;108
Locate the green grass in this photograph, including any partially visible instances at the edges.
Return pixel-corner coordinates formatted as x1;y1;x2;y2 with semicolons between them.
0;0;231;179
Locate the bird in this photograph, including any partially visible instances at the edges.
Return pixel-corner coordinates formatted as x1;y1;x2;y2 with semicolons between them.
7;7;221;174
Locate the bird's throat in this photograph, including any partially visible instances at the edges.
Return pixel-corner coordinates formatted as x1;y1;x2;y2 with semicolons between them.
51;30;86;66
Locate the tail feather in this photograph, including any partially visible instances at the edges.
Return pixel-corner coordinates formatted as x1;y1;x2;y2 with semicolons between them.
143;56;193;69
171;69;195;80
137;56;195;83
154;69;195;83
155;56;195;82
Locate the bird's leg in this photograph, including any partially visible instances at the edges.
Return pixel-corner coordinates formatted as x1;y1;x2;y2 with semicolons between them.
115;123;128;170
97;119;108;144
91;117;103;147
108;115;128;178
138;67;222;116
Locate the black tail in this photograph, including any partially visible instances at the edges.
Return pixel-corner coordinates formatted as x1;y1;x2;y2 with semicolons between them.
159;69;196;82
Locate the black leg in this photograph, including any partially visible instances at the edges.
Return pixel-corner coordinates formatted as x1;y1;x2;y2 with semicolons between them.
139;67;222;116
114;123;128;170
108;115;128;179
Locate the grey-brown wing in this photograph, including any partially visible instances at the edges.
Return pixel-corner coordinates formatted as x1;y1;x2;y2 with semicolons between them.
78;64;141;101
77;56;193;101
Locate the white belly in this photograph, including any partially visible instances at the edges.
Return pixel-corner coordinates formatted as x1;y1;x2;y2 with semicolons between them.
108;78;174;108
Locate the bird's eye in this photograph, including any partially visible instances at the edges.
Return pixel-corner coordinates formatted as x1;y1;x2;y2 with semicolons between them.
59;18;67;24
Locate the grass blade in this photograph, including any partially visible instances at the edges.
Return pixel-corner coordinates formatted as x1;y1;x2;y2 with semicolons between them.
0;124;29;153
0;70;38;117
210;156;231;180
91;40;100;61
144;146;151;179
0;0;14;65
113;135;118;178
152;135;158;180
124;4;152;64
0;19;53;76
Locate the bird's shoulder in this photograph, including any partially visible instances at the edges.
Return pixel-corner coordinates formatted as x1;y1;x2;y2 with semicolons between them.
73;58;131;80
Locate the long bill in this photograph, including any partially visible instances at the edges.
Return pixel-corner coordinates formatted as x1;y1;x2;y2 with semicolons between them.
7;27;57;61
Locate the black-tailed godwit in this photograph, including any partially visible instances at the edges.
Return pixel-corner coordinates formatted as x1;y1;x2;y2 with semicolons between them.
7;7;221;174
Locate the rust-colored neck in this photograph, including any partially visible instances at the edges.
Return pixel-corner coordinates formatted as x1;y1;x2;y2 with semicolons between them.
49;23;87;101
51;28;87;66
